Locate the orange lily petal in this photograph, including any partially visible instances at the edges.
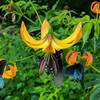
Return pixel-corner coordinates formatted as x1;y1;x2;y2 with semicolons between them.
2;63;17;79
82;52;93;66
66;51;75;64
66;51;78;65
69;52;79;65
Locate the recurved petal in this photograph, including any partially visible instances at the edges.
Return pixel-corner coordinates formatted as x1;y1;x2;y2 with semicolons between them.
52;23;82;50
2;70;12;79
66;51;75;64
66;50;74;64
54;22;82;44
68;52;79;65
52;37;77;50
86;52;93;66
41;19;50;39
2;63;17;79
71;26;82;44
82;52;93;66
10;63;17;77
20;21;46;49
66;51;78;65
20;21;37;43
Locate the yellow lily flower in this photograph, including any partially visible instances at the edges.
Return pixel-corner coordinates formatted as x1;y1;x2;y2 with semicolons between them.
20;19;82;53
2;63;17;79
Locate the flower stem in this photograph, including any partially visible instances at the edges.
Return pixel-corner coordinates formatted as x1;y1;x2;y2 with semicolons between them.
23;15;35;24
30;1;42;25
9;55;35;63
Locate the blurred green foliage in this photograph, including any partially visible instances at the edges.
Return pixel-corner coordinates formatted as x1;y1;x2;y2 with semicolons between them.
0;0;100;100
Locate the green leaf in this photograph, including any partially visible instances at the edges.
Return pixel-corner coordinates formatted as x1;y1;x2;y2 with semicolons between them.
90;86;100;100
82;22;93;47
85;74;100;89
52;0;59;10
59;95;64;100
93;20;100;39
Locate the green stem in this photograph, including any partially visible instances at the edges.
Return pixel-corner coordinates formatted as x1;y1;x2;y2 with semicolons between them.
15;3;35;24
23;15;35;24
9;55;35;63
90;65;100;74
96;14;98;19
93;37;96;52
30;2;42;25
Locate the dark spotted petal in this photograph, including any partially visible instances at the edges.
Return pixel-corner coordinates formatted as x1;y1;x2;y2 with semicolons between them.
39;56;48;74
48;51;64;86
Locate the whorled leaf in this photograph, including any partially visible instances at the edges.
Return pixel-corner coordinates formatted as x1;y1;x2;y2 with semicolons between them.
82;22;93;47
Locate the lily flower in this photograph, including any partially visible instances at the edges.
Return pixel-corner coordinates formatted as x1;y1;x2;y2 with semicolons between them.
66;50;79;65
0;59;17;89
20;19;82;53
91;1;100;14
2;63;17;79
82;52;93;67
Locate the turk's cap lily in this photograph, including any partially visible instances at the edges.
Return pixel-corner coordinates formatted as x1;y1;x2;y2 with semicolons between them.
20;19;83;53
91;1;100;14
66;50;93;67
2;63;17;79
82;52;93;67
66;50;79;65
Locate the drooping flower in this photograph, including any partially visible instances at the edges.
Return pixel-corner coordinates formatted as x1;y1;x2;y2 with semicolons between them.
82;52;93;67
0;58;17;88
91;1;100;14
20;19;83;86
66;50;79;65
2;63;17;79
20;19;83;53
